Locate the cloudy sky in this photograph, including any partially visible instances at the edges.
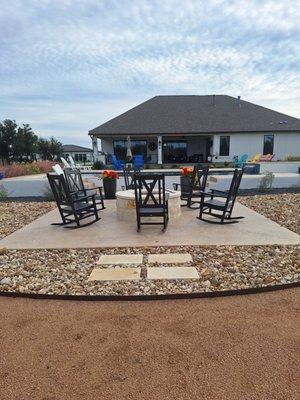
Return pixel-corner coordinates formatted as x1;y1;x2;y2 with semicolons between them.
0;0;299;147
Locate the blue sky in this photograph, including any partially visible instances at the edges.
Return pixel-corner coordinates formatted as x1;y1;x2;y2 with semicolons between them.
0;0;299;147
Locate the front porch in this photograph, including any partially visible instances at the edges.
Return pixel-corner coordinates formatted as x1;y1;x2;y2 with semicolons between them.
93;134;214;164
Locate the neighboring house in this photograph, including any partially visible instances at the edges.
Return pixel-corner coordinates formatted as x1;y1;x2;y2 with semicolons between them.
62;144;93;163
89;95;300;164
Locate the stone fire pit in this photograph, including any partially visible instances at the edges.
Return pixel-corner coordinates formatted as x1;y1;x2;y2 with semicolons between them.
116;189;181;222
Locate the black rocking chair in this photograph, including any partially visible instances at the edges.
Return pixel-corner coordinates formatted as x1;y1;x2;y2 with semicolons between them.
47;173;100;228
133;173;169;232
197;168;244;224
123;166;141;190
173;165;209;208
64;168;105;211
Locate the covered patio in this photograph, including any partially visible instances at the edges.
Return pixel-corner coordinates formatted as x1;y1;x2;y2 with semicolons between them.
95;134;214;164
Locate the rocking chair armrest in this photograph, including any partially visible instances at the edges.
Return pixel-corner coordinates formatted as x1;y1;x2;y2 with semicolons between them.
72;194;95;203
209;189;228;198
199;191;226;198
85;186;104;195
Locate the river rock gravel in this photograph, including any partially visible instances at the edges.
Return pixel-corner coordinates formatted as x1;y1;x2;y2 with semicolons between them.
239;193;300;234
0;245;298;296
0;201;55;239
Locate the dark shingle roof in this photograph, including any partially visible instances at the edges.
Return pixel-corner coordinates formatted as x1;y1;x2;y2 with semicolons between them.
89;95;300;136
62;144;92;152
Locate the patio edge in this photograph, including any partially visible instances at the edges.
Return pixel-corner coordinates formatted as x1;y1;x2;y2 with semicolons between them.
0;282;299;302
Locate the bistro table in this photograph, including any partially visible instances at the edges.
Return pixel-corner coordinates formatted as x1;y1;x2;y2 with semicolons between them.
116;189;181;222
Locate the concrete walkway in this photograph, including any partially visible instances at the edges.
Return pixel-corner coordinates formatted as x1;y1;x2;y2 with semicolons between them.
1;201;299;249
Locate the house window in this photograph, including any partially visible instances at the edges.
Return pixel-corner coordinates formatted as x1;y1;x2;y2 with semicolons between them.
113;140;147;160
74;153;86;162
163;140;187;163
219;136;230;156
263;135;274;155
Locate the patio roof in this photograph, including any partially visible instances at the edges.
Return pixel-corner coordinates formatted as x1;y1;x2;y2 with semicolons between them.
89;95;300;137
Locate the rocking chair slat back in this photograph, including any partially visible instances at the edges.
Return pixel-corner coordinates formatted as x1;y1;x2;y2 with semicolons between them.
123;166;141;190
64;168;85;194
48;173;72;206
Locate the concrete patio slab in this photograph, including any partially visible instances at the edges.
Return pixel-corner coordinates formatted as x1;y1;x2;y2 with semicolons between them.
88;267;141;281
1;200;299;249
147;267;199;280
148;253;193;264
97;254;143;265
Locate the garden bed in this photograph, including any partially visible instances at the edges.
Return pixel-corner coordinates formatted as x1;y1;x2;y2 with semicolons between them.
0;201;55;239
239;193;300;234
0;245;299;297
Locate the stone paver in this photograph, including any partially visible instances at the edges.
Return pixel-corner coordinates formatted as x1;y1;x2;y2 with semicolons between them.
97;254;143;265
148;253;193;264
147;267;199;280
88;267;141;281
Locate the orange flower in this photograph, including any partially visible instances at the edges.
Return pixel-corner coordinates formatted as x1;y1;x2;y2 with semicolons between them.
102;170;119;180
181;167;193;176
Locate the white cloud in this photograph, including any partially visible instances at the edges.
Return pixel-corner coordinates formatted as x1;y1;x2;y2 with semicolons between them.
0;0;299;145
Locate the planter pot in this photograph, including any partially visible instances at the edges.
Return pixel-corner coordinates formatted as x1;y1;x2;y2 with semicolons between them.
103;179;117;199
180;175;193;196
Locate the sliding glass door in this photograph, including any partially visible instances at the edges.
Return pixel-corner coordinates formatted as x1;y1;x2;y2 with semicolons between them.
163;140;187;163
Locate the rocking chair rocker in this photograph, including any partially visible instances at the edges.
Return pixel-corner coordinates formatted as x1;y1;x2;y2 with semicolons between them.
197;168;244;224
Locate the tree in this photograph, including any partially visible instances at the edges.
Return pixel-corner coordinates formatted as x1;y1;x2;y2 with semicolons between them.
37;137;63;160
0;119;18;163
0;118;63;163
13;124;38;161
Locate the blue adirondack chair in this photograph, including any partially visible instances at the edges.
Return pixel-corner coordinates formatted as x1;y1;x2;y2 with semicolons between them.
111;155;124;170
234;153;248;168
133;155;144;169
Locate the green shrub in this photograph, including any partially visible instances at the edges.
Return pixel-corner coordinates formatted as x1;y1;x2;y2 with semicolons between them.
92;161;105;170
0;185;8;201
259;171;275;192
284;155;300;161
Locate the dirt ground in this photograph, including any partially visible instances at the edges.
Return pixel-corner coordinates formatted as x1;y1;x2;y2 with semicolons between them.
0;289;299;400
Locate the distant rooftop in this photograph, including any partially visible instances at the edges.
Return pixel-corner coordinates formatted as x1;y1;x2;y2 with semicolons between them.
89;95;300;136
62;144;92;152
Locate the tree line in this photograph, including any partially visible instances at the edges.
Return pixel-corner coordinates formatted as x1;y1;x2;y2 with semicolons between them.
0;119;63;163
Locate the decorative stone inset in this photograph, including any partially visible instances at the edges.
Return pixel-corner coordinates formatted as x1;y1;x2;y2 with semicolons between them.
88;267;141;281
147;267;199;280
97;254;143;265
148;253;193;264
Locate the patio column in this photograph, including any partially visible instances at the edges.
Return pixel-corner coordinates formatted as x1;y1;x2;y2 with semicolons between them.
157;135;162;165
91;135;99;161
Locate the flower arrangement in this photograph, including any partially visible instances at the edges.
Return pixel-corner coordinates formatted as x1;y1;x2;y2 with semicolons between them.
181;166;193;176
102;170;119;180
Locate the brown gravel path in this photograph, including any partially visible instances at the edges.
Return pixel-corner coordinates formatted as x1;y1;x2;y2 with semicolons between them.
0;289;299;400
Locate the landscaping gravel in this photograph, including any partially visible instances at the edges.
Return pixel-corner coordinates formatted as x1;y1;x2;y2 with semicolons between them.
0;245;299;296
0;201;55;239
0;194;299;296
239;193;300;234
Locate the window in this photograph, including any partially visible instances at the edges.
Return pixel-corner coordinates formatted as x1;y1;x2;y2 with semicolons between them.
263;135;274;155
113;140;147;161
74;153;86;162
163;140;187;163
219;136;230;156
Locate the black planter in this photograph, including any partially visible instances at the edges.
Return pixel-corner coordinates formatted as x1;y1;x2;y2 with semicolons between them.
180;175;193;195
103;179;117;199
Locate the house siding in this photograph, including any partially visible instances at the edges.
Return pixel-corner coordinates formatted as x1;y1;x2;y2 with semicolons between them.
213;132;300;161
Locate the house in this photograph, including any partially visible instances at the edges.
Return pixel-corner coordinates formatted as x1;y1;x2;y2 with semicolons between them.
62;144;93;163
89;95;300;164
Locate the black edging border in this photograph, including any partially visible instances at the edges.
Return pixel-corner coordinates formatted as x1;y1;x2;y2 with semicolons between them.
0;282;299;302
